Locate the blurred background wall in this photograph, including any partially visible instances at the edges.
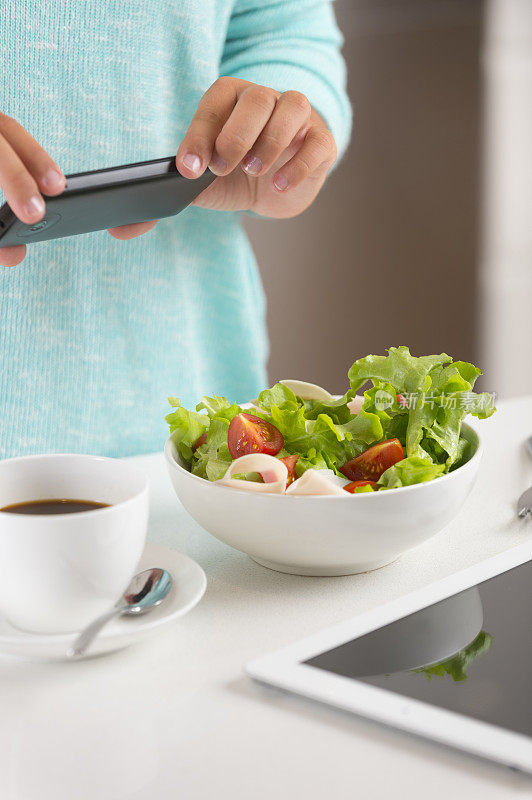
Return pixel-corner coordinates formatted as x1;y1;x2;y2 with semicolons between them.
244;0;531;398
479;0;532;398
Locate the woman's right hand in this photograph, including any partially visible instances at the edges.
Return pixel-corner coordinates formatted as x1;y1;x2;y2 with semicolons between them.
0;113;66;267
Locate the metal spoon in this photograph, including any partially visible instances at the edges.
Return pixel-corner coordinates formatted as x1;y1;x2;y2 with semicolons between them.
67;567;172;659
518;489;532;518
517;437;532;518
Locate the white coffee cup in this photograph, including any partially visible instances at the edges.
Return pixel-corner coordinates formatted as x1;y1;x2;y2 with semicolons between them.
0;454;149;634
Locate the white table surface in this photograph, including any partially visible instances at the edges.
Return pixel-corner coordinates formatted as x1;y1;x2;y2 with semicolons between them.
1;397;532;800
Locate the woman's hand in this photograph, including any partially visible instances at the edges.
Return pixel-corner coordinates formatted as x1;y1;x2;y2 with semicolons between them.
1;78;337;265
176;77;338;219
0;113;66;267
0;112;157;262
112;79;336;240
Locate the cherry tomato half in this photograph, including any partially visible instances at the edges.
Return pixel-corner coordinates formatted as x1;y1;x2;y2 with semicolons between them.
340;438;404;482
280;454;299;487
192;432;208;452
343;480;377;494
227;413;284;459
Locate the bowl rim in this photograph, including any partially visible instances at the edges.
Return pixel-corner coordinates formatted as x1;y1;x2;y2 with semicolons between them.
164;422;482;500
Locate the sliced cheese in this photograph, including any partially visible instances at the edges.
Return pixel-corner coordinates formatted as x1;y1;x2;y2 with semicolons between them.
216;454;288;493
347;395;364;415
286;468;345;496
279;379;334;403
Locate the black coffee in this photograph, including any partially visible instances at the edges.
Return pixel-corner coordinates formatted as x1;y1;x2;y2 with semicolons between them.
0;499;110;515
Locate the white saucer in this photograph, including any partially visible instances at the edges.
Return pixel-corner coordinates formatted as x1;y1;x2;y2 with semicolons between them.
0;542;206;661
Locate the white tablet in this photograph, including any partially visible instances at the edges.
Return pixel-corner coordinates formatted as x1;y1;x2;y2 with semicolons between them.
246;541;532;774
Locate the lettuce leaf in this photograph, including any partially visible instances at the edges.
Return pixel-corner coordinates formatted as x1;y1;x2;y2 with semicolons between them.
165;400;210;463
377;456;446;489
294;449;331;476
422;390;495;469
257;383;299;411
252;383;383;471
349;346;451;394
302;390;355;424
191;418;233;481
166;394;244;473
196;395;243;422
351;348;495;471
269;407;383;471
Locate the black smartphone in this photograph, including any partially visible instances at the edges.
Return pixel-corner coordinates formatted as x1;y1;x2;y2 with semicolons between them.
0;156;216;247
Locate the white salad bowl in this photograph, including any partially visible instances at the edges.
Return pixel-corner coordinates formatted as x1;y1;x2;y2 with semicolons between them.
164;423;482;577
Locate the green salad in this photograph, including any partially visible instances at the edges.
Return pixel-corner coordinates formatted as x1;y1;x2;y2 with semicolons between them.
165;346;496;493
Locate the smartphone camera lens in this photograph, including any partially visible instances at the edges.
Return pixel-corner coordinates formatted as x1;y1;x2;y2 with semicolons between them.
17;213;61;238
29;220;49;232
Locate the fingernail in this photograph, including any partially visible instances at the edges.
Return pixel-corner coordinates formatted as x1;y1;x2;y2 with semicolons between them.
273;174;289;192
42;168;65;193
182;153;202;174
210;153;227;173
243;155;262;176
24;195;45;219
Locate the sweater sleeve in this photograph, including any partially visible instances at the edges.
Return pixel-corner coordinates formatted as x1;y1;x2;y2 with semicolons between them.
220;0;352;164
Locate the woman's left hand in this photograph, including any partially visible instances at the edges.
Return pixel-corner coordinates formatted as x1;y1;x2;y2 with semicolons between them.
108;77;337;240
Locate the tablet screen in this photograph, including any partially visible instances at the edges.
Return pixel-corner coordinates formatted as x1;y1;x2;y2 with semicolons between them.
306;559;532;737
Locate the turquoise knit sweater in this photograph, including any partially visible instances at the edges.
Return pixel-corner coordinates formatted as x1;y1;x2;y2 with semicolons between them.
0;0;351;458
